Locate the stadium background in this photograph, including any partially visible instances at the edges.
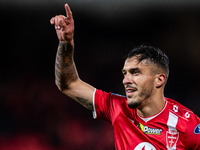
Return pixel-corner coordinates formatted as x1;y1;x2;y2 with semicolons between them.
1;0;200;149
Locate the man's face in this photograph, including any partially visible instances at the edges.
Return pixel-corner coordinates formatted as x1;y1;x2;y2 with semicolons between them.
122;56;157;109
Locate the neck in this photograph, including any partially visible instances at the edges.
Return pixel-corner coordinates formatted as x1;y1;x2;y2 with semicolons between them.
137;93;166;118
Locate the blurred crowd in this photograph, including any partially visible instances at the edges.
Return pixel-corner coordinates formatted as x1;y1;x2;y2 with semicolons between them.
0;77;115;149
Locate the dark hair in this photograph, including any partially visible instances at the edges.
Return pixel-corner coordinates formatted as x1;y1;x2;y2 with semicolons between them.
126;44;169;77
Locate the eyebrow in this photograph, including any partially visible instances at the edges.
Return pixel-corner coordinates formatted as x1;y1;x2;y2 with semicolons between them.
122;67;141;73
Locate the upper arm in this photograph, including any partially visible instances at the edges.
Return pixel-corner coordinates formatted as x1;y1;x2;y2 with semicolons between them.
60;78;95;111
185;115;200;149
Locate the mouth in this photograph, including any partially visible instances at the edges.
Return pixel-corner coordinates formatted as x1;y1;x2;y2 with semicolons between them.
125;86;137;97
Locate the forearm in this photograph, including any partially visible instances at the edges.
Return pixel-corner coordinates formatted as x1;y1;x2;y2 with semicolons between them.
52;4;95;111
55;40;78;91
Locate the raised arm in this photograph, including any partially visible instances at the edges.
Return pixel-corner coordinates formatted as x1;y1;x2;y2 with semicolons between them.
50;4;95;111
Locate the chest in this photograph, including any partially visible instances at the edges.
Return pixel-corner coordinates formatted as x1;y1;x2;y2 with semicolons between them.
113;111;187;150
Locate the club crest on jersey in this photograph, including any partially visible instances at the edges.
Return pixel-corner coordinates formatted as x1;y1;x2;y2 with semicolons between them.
166;130;179;149
138;123;162;135
194;124;200;134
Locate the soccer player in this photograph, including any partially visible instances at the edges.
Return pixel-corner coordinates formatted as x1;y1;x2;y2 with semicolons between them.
50;4;200;150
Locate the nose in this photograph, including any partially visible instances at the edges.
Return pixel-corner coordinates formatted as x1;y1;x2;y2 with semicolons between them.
123;73;133;85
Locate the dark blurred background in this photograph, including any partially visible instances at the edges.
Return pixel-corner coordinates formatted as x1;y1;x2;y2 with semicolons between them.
0;0;200;149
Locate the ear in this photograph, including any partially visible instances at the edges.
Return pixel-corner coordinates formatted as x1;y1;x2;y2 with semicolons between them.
155;74;166;88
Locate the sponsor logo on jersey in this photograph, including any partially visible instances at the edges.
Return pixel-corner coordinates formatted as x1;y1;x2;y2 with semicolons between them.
138;123;162;135
134;142;156;150
194;123;200;134
166;130;179;149
173;105;178;112
184;112;190;118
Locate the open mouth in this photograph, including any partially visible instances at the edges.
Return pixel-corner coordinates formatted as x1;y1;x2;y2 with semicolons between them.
126;86;137;96
127;89;136;93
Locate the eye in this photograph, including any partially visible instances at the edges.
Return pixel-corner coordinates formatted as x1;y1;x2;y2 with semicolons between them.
130;69;140;75
133;71;139;75
122;71;127;76
134;70;139;74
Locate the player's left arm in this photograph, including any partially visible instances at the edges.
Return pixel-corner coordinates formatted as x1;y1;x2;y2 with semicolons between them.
193;116;200;148
186;115;200;149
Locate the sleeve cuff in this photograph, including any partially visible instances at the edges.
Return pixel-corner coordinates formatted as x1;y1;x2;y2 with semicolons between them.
92;88;97;119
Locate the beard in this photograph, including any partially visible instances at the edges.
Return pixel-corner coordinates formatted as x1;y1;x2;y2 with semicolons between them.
127;84;153;109
127;100;141;109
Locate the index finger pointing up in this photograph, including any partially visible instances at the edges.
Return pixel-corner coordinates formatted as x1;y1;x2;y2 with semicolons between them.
65;4;73;19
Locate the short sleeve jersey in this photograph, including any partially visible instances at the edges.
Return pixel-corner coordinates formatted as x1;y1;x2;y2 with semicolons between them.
93;89;200;150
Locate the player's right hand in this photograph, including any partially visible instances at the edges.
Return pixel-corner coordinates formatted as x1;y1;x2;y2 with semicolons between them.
50;4;74;43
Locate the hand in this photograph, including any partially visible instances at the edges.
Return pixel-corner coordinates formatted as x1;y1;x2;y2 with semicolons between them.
50;4;74;43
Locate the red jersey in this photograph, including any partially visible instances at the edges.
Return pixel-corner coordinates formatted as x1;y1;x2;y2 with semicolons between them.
93;89;200;150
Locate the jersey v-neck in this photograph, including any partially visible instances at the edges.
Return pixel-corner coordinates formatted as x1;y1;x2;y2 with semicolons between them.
137;100;168;122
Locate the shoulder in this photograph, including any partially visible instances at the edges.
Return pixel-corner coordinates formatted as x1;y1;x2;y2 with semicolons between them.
95;89;128;110
165;97;194;121
111;93;128;108
166;98;200;148
95;89;127;102
165;97;199;133
94;89;131;122
111;93;127;101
